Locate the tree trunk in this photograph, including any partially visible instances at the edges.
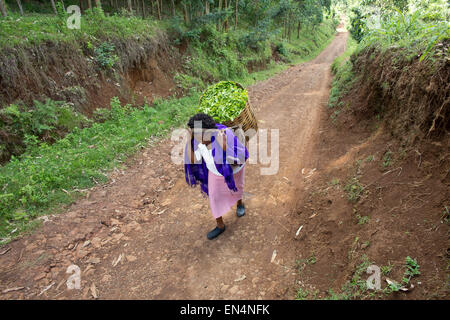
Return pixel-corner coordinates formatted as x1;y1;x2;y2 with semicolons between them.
141;0;145;17
87;0;92;10
16;0;24;15
297;21;301;39
156;0;161;19
0;0;7;17
224;0;228;31
205;0;209;14
182;2;189;24
171;0;175;16
288;13;292;40
127;0;132;14
95;0;101;9
50;0;57;14
235;0;238;29
217;0;222;31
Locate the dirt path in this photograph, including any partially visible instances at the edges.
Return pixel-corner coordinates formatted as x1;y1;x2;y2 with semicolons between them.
0;31;348;299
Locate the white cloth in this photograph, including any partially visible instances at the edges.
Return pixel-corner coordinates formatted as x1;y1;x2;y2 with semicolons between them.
194;143;244;177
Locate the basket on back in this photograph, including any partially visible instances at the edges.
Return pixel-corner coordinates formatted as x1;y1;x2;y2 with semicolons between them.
199;82;258;142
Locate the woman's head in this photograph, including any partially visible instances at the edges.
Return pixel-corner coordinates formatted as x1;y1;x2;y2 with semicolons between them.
187;113;216;143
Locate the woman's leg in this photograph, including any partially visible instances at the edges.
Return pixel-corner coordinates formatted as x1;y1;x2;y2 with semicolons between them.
208;216;225;240
236;199;245;217
216;216;225;229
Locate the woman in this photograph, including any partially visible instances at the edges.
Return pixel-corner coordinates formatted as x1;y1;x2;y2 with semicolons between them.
184;113;249;240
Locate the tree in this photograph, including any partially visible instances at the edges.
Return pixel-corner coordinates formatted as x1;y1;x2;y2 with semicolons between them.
127;0;132;14
50;0;57;14
235;0;238;28
0;0;7;17
16;0;24;15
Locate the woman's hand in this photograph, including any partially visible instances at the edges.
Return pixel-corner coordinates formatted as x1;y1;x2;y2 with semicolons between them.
217;129;227;151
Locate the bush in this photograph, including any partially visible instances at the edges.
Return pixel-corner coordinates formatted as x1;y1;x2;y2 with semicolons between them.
92;42;119;69
0;99;90;162
349;8;366;42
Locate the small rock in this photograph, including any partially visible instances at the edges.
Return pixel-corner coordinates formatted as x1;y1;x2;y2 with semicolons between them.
87;257;101;264
91;237;102;248
229;285;239;294
126;255;137;262
101;274;112;282
77;249;88;259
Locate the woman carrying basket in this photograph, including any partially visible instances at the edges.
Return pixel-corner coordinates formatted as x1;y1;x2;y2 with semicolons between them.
184;113;249;240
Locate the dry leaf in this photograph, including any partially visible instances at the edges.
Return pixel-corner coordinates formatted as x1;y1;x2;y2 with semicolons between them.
2;287;24;294
90;283;98;299
295;225;303;237
234;275;246;282
271;250;277;263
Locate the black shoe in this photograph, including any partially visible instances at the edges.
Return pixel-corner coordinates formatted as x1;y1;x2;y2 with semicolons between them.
236;204;245;217
207;226;226;240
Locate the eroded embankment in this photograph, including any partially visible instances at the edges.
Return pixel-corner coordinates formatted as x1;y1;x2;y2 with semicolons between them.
0;30;178;115
342;43;449;144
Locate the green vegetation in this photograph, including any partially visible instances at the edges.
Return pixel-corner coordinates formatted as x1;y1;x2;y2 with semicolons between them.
324;255;373;300
0;99;90;163
92;42;119;69
328;36;358;110
344;176;364;203
295;287;318;300
354;208;370;224
198;81;248;123
381;262;394;275
0;7;157;48
296;253;317;272
382;150;393;167
0;95;198;241
384;256;420;293
329;0;449;122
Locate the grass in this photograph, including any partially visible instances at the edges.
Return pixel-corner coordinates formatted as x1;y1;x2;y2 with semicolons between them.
344;176;364;203
295;287;318;300
177;19;338;92
323;254;374;300
358;9;450;63
383;256;420;294
296;253;317;272
0;20;339;244
354;208;370;225
0;95;198;243
382;150;393;168
381;262;394;276
328;36;358;111
0;9;158;48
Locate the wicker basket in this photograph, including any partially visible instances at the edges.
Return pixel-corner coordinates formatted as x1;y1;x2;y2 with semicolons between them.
199;82;258;141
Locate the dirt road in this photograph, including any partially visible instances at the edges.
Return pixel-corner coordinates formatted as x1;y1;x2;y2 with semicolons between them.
0;31;348;299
